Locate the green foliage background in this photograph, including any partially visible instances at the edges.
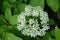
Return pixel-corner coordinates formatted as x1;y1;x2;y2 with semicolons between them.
0;0;60;40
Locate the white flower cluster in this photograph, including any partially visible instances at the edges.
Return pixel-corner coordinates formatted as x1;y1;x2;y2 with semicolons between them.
17;5;49;38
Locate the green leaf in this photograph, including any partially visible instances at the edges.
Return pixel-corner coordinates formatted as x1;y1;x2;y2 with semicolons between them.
8;0;16;3
14;8;20;15
6;33;23;40
36;37;41;40
11;3;16;8
24;0;27;2
0;25;7;35
55;26;60;40
46;0;59;12
30;0;44;9
43;33;51;40
49;30;55;37
0;38;1;40
3;1;11;11
9;15;17;25
0;15;5;26
4;8;12;20
57;10;60;20
49;18;55;25
17;3;26;12
7;25;17;33
0;25;6;40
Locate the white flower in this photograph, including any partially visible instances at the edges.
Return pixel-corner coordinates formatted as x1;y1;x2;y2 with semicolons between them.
32;10;39;17
17;5;50;38
29;18;35;24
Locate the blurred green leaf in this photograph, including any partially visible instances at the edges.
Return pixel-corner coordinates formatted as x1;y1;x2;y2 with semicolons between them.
17;3;26;12
11;3;16;8
0;25;7;35
55;26;60;40
49;18;55;25
30;0;44;9
57;10;60;20
8;0;16;3
7;25;17;32
0;38;1;40
36;37;41;40
14;8;20;15
46;0;59;12
0;25;17;35
9;15;17;25
49;30;55;37
3;1;11;11
6;33;23;40
24;0;27;2
4;8;12;20
0;25;6;40
0;15;5;26
43;33;52;40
